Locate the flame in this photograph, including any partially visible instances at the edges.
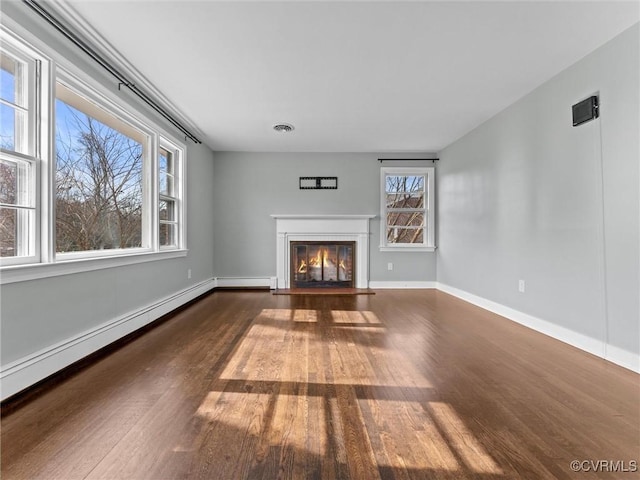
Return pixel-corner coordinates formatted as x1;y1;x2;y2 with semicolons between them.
309;249;322;267
308;249;333;267
298;248;340;273
323;249;331;267
339;260;346;271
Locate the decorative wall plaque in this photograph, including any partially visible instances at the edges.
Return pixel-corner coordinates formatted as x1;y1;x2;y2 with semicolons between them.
299;177;338;190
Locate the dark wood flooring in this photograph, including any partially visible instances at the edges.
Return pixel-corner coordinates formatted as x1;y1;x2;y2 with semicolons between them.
2;290;638;479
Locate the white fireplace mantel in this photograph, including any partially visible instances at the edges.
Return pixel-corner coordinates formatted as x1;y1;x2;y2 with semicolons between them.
271;214;375;289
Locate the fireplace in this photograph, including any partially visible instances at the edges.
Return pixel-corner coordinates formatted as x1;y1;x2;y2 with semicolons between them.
272;214;374;289
291;241;355;288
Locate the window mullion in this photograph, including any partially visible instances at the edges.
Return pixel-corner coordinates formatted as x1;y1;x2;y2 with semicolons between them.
0;203;36;210
0;98;29;111
41;60;54;264
142;134;155;251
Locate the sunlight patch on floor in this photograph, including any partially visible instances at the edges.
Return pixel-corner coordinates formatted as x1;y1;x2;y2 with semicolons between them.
195;390;327;458
428;401;503;475
368;399;460;472
330;310;382;324
220;308;433;387
259;308;320;323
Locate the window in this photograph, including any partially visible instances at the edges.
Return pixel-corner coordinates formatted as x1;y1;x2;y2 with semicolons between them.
0;26;187;280
55;80;148;255
0;38;40;264
380;167;435;251
158;140;183;248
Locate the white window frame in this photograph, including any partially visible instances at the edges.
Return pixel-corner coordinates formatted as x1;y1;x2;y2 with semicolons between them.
157;137;185;251
380;166;435;252
0;23;188;284
54;70;155;261
0;29;46;267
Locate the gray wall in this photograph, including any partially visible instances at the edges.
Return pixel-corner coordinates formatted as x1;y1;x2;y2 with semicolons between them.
212;152;437;283
0;3;216;365
1;145;215;366
437;24;639;359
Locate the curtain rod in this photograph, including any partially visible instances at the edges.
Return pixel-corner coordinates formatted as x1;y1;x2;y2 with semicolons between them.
22;0;202;144
378;158;439;162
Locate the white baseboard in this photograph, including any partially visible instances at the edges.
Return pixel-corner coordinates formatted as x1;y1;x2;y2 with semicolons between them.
369;281;437;289
0;278;216;401
214;277;275;289
605;344;640;373
436;282;639;374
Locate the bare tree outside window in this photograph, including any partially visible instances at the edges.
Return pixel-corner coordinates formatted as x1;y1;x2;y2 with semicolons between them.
55;97;144;253
0;160;18;256
385;175;426;244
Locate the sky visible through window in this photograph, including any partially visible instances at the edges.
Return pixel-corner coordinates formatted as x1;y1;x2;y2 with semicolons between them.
1;65;17;150
55;97;144;252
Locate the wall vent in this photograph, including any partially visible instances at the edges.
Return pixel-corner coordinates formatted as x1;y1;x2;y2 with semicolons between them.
273;123;295;133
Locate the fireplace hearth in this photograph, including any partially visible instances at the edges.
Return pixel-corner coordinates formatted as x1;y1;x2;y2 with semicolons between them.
291;241;355;288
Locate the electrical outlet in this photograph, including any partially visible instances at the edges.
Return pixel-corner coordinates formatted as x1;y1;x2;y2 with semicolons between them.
187;268;192;279
387;262;393;271
518;279;525;293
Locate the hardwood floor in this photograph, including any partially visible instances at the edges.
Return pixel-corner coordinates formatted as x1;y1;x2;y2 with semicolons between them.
2;290;638;479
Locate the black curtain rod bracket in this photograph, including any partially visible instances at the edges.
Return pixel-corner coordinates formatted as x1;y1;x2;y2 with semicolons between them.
22;0;202;144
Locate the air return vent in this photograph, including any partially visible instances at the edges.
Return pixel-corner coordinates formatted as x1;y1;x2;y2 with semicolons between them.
273;123;295;133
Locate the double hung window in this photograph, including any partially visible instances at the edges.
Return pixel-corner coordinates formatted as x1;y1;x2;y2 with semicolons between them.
0;39;40;264
380;167;435;251
158;141;182;248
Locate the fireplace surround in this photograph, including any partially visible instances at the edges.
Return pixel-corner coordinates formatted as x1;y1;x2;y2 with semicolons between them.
272;214;375;289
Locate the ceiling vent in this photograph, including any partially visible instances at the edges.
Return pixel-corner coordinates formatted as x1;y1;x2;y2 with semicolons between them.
273;123;295;133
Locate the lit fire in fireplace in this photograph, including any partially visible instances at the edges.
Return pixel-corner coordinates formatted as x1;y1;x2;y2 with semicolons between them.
291;241;354;288
297;249;347;274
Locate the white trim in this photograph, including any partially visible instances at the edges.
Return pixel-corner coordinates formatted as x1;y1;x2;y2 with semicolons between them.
0;249;188;284
606;344;640;374
369;281;437;289
214;277;273;289
0;278;215;400
379;246;436;252
436;282;639;374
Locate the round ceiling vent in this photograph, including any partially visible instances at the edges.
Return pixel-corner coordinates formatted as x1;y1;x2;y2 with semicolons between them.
273;123;295;133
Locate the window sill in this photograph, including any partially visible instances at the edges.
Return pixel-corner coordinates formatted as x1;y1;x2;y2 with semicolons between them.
379;245;437;253
0;249;188;284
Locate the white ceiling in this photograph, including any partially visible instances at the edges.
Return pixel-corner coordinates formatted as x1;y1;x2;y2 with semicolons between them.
61;1;638;153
